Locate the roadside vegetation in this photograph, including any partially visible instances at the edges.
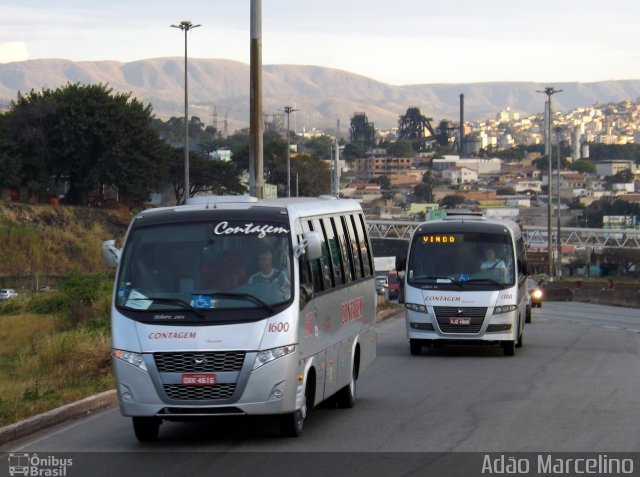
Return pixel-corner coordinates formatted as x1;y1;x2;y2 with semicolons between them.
0;274;114;427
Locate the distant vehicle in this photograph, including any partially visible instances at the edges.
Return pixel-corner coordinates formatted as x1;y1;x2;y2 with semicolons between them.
387;271;400;300
375;276;388;296
401;213;528;356
0;289;18;300
527;278;544;313
37;285;54;292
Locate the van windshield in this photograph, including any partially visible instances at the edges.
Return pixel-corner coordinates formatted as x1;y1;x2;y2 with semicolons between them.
407;231;515;288
116;220;293;317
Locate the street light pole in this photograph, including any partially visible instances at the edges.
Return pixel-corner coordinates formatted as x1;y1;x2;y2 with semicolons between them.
536;86;562;279
171;20;201;204
284;106;298;198
555;126;562;277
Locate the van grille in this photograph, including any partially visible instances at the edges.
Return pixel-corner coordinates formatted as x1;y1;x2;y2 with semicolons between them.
154;351;246;373
433;306;487;334
163;384;236;401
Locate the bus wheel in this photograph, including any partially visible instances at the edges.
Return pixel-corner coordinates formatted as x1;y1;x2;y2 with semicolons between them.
280;383;310;437
502;340;515;356
525;305;532;323
410;339;422;356
132;417;161;442
336;359;358;408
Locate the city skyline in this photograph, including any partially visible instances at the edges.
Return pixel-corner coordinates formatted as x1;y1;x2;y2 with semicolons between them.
1;1;639;86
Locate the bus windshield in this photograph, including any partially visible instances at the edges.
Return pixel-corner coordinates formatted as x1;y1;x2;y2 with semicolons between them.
116;220;293;315
407;231;515;288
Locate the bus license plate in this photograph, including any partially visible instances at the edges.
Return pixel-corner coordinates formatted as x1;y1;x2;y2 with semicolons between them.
181;374;217;386
449;317;470;325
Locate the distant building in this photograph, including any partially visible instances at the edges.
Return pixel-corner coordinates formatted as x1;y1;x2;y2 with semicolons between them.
209;148;232;161
596;159;635;177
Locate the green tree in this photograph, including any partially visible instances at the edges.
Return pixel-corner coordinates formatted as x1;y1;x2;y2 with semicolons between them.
386;140;414;158
496;187;516;196
440;194;465;209
570;159;596;174
3;83;169;206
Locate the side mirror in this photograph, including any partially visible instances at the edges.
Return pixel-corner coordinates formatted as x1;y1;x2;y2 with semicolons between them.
396;257;407;272
294;231;322;261
102;240;121;268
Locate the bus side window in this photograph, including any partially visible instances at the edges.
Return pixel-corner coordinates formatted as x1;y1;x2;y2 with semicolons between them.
296;220;313;288
321;217;344;286
303;219;326;293
344;215;364;279
332;216;355;283
353;214;373;277
311;218;333;290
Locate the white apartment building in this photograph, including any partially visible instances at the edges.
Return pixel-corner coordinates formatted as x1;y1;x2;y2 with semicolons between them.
432;156;502;174
596;160;636;177
441;166;478;184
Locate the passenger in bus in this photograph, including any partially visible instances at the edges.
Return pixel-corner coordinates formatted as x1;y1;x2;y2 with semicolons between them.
480;247;506;271
249;248;291;301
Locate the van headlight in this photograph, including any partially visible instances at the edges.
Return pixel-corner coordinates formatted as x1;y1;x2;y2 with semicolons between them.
493;305;518;315
405;303;428;313
113;349;147;372
253;345;296;370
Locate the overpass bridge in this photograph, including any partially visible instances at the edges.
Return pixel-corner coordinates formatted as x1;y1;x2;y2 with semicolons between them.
367;219;640;250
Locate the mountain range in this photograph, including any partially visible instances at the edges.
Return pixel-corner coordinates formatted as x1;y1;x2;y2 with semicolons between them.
1;58;640;133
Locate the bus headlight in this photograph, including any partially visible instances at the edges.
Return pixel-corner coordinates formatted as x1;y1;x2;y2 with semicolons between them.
113;349;148;372
493;305;518;315
405;303;428;313
253;345;296;370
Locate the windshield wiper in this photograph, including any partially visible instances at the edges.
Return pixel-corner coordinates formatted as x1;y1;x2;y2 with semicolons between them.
205;292;276;314
126;297;205;318
409;276;463;288
466;278;503;286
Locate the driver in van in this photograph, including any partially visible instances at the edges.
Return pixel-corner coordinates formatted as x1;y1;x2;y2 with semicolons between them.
480;247;506;271
249;248;291;301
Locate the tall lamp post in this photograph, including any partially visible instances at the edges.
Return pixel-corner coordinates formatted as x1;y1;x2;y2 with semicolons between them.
171;20;201;204
536;86;562;278
284;106;298;197
555;126;562;277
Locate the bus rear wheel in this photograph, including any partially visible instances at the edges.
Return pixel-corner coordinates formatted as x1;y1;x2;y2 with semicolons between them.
132;417;161;442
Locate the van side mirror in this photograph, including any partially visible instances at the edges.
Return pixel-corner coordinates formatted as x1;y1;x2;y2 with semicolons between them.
295;231;322;261
102;240;121;268
396;257;407;272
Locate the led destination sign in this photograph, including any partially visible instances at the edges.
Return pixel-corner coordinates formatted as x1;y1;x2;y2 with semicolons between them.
420;234;456;244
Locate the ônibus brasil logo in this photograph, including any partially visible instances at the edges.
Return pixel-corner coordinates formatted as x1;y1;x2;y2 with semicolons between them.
8;453;73;476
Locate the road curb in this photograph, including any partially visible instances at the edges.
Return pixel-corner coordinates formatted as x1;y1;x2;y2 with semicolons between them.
0;390;118;446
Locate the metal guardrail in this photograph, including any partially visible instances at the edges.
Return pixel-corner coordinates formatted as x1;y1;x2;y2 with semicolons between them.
367;219;640;250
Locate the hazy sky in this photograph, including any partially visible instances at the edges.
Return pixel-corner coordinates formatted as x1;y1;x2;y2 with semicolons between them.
1;0;639;85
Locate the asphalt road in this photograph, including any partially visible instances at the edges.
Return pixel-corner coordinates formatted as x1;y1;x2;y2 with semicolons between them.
3;302;640;476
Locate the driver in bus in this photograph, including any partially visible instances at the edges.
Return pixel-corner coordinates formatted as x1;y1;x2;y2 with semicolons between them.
249;248;291;301
480;247;506;272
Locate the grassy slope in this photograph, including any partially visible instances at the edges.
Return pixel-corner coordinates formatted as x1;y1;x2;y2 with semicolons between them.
0;202;129;426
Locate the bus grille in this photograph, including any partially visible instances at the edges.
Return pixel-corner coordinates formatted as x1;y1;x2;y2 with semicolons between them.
154;351;246;373
163;383;236;401
433;306;487;334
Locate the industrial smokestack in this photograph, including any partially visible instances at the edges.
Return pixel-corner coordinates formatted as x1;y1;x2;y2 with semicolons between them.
459;94;464;155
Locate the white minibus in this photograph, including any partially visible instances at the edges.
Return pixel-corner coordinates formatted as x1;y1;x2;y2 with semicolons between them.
401;213;528;356
102;196;377;440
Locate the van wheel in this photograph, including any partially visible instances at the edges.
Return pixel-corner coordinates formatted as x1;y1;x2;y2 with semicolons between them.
410;339;422;356
502;340;515;356
525;305;532;323
280;382;310;437
132;417;161;441
336;361;357;408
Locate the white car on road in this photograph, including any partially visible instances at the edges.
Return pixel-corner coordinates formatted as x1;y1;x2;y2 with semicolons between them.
0;288;19;300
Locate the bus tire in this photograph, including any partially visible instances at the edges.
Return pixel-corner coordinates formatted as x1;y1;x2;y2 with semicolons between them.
132;417;161;442
502;340;515;356
525;305;532;323
410;339;422;356
336;353;359;408
280;377;313;437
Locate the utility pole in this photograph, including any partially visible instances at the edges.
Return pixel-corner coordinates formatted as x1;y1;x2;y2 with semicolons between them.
555;126;562;277
171;20;201;204
250;0;264;198
284;106;298;197
537;86;562;279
